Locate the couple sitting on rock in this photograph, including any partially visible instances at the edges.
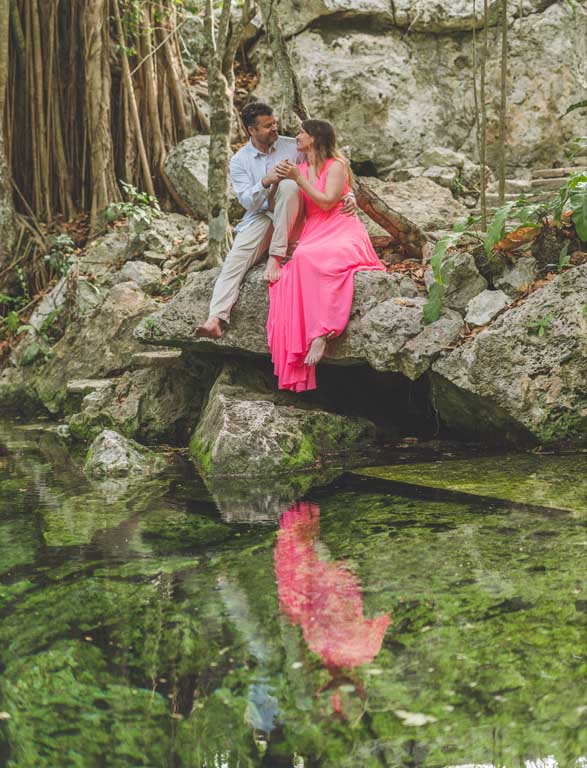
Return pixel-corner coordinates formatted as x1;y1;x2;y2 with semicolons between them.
196;102;384;392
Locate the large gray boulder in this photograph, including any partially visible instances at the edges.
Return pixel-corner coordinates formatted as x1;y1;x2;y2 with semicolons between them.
363;178;470;233
272;0;554;36
253;2;585;173
135;266;463;380
67;358;217;443
431;264;587;446
164;136;244;223
35;282;158;413
190;365;376;478
439;251;488;313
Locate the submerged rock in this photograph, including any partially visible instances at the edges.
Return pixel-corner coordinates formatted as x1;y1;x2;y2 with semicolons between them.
431;264;587;446
84;429;168;479
190;365;376;479
136;266;461;381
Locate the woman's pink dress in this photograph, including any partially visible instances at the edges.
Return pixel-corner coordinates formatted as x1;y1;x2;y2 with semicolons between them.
267;158;385;392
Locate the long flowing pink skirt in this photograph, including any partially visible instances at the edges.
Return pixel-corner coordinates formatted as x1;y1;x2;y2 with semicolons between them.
267;203;385;392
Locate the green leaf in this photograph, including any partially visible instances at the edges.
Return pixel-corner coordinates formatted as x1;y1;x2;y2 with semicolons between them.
423;282;444;325
483;204;513;256
21;341;42;366
558;242;571;269
6;311;20;332
570;183;587;242
560;99;587;118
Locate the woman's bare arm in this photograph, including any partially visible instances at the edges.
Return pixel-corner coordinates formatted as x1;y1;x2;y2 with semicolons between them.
277;160;347;211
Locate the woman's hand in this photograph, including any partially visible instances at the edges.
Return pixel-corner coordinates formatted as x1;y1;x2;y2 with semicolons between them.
275;160;302;183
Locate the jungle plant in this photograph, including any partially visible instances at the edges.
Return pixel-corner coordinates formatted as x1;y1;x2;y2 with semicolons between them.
43;234;76;278
100;181;162;230
526;314;554;337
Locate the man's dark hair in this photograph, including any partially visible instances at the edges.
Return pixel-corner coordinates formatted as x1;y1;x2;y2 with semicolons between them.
242;102;274;131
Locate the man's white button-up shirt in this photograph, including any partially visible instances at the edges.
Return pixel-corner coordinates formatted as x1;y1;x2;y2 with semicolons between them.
230;136;298;233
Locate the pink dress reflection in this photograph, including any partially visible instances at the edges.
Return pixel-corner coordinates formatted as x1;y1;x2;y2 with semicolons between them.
274;502;391;669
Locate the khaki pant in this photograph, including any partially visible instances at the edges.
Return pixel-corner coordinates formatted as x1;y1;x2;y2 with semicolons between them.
208;179;304;323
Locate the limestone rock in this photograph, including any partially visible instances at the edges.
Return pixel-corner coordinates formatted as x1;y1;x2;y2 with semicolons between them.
76;277;105;317
81;227;131;280
128;213;207;260
164;136;244;222
331;296;463;380
84;429;167;479
68;359;217;443
116;260;162;291
253;3;585;173
190;365;376;479
439;251;488;313
465;289;510;327
431;264;587;446
273;0;555;37
29;277;68;332
422;166;458;190
135;266;456;380
494;257;537;297
35;282;158;414
363;178;469;233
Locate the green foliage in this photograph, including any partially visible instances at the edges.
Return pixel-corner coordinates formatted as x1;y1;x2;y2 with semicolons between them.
548;241;572;271
560;99;587;118
423;281;444;325
100;181;161;229
526;314;554;337
43;234;76;277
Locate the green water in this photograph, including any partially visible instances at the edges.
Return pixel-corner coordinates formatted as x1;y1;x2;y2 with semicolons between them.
0;420;586;768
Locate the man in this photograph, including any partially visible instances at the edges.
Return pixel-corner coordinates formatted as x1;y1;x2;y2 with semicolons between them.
196;102;356;339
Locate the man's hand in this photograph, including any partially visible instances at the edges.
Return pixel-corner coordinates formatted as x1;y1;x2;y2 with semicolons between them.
262;168;280;188
341;192;358;217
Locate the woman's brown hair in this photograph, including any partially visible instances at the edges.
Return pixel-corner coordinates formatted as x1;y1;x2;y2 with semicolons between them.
301;119;353;183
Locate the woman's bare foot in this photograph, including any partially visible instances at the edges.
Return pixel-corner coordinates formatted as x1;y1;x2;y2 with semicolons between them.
304;333;333;366
195;316;222;339
264;256;282;283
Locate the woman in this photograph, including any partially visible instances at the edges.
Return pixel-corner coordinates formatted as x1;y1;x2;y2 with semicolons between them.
266;119;385;392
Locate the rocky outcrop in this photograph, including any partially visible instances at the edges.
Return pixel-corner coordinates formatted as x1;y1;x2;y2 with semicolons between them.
35;282;158;413
273;0;557;36
431;264;587;445
362;177;469;234
253;2;586;173
190;364;376;478
67;357;217;443
84;429;168;479
164;136;244;223
136;265;463;380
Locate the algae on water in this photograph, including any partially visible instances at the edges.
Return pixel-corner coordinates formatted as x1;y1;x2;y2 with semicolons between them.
354;454;587;512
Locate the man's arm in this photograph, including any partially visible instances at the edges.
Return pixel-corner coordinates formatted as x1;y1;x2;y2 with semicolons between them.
230;155;284;213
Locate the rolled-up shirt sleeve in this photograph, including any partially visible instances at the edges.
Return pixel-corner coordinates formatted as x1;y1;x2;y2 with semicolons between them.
230;154;269;213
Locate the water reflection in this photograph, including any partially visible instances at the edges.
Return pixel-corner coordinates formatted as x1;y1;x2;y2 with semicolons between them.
275;502;391;669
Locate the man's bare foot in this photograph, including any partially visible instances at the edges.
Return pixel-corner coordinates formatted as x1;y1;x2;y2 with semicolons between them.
195;316;222;339
264;256;282;283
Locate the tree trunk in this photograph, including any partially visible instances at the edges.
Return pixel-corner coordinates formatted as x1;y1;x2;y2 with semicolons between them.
258;0;309;131
497;0;508;205
353;178;427;259
479;0;489;229
0;0;15;266
204;0;252;266
84;0;119;230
